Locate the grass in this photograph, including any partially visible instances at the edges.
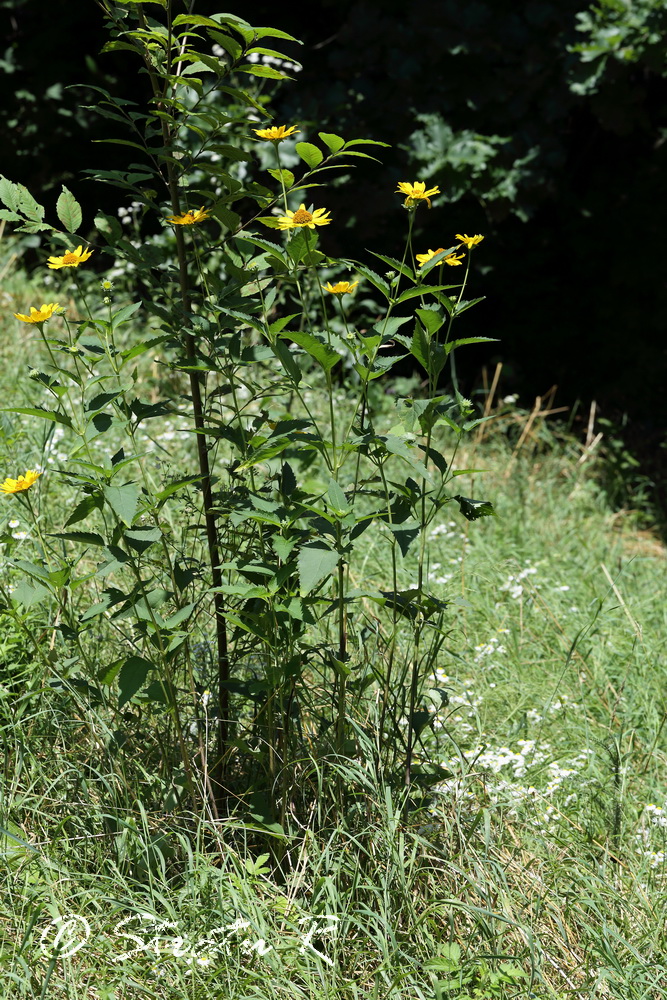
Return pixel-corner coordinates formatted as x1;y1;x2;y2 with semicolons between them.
1;245;667;1000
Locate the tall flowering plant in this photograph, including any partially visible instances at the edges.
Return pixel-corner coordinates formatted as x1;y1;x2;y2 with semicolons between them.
0;0;495;827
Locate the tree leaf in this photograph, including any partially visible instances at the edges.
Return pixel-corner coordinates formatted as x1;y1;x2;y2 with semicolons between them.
56;185;82;233
295;142;323;168
318;132;345;153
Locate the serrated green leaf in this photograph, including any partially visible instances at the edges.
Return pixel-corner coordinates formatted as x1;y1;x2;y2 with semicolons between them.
445;336;498;355
298;544;339;597
118;655;153;708
416;307;445;335
327;479;349;513
65;494;103;527
2;406;72;428
453;494;497;521
112;302;142;327
56;185;82;233
104;483;140;527
281;330;340;372
50;531;105;547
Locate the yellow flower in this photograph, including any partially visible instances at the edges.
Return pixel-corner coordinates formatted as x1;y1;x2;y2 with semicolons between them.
0;470;42;494
276;204;332;230
46;246;94;269
456;233;484;248
166;206;211;225
396;181;440;209
323;280;358;295
13;303;60;324
416;248;465;267
253;124;300;141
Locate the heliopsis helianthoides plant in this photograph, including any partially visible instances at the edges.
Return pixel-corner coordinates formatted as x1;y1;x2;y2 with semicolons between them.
396;180;441;209
456;233;485;248
253;123;300;141
323;280;358;295
45;245;94;269
274;203;332;230
0;470;42;494
416;249;465;267
13;303;60;324
166;206;212;225
0;1;495;830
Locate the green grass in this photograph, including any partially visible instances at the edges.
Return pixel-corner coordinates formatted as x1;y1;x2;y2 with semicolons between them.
1;242;667;999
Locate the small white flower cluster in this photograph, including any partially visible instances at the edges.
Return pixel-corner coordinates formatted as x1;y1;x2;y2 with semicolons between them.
432;743;594;831
427;562;453;586
429;520;466;541
473;629;510;670
7;518;28;542
526;692;580;725
499;563;537;600
636;807;667;868
645;803;667;828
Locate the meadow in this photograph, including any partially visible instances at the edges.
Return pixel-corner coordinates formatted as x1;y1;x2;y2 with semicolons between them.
1;4;667;999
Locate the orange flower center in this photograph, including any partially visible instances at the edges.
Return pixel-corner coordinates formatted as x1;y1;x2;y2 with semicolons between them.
62;252;78;264
292;208;313;225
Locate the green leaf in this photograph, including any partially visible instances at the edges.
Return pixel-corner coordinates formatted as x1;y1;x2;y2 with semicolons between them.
295;142;324;168
369;251;414;280
267;167;295;188
11;580;49;607
281;331;339;372
56;185;82;233
118;655;153;708
2;406;72;428
327;479;349;513
0;176;45;221
112;302;142;327
453;494;498;521
410;324;430;368
416;307;444;335
238;63;292;80
354;263;390;298
445;336;498;355
318;132;345;153
50;531;105;547
383;435;433;483
104;483;140;527
298;544;339;596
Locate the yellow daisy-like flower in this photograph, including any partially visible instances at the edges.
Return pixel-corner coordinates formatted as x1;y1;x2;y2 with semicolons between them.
323;280;358;295
416;248;465;267
396;181;440;209
166;206;211;226
276;204;332;230
253;124;300;141
46;246;94;270
13;303;60;324
0;470;42;494
456;233;484;248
